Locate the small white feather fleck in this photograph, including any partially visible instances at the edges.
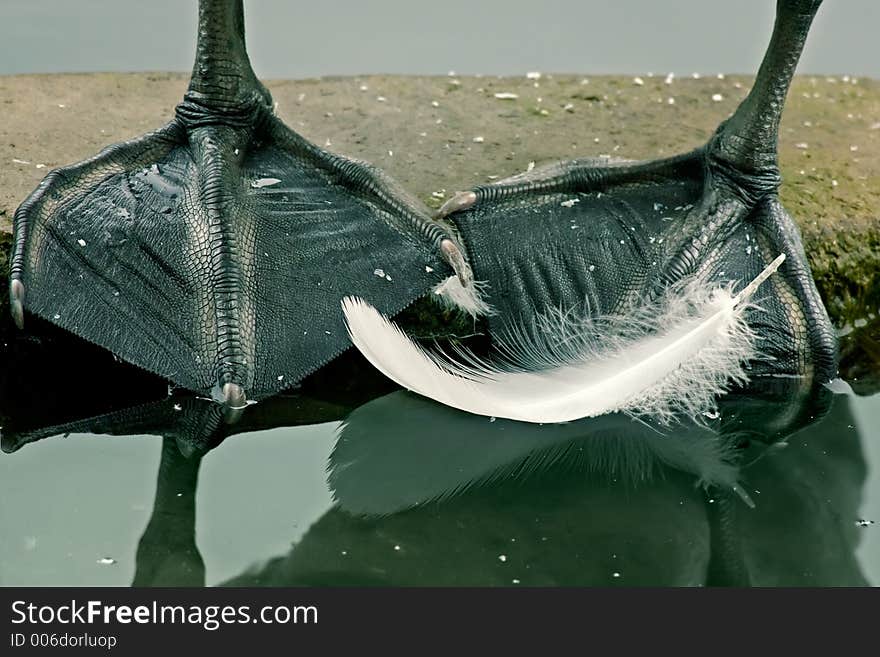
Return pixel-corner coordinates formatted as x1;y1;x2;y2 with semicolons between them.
432;276;494;317
252;177;281;188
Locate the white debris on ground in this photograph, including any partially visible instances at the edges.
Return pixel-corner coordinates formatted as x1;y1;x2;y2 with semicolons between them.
251;177;281;188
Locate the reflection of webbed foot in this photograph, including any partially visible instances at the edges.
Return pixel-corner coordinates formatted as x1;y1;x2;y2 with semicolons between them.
439;0;836;383
8;0;466;409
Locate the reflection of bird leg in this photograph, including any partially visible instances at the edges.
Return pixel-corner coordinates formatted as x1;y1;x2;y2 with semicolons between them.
132;438;205;587
705;491;751;586
10;0;467;409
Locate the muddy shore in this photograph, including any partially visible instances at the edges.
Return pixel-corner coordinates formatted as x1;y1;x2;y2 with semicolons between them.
1;72;877;327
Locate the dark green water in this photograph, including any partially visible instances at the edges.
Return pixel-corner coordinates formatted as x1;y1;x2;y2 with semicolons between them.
1;319;878;587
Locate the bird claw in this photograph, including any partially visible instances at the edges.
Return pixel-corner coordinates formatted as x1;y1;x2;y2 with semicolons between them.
440;238;473;288
220;382;247;425
436;191;477;220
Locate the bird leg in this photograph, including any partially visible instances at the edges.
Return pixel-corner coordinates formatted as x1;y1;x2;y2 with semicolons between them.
710;0;825;185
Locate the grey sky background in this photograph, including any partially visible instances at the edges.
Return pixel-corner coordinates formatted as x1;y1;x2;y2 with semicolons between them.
0;1;876;78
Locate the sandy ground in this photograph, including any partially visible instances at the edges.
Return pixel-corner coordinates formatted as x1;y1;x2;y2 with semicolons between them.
0;72;877;323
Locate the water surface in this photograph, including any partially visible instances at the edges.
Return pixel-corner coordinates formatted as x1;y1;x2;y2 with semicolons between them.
1;320;878;587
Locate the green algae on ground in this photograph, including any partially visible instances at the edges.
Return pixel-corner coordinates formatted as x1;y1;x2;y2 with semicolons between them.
1;73;877;329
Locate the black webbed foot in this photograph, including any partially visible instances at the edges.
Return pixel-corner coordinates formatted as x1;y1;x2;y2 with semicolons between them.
440;0;836;383
8;0;468;408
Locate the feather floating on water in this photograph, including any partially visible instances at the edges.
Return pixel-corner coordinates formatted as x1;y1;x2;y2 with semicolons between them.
341;254;786;424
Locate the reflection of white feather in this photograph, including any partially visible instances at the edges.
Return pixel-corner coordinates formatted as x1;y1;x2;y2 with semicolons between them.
342;254;785;424
330;392;742;517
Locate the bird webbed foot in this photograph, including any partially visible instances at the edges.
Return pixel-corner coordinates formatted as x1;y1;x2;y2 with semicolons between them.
9;0;475;406
9;110;464;405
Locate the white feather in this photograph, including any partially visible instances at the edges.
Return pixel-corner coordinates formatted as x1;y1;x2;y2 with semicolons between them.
432;275;495;317
342;254;786;424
